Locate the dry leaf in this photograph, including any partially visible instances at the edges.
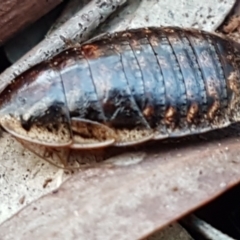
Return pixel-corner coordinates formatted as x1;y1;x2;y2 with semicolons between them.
1;126;240;239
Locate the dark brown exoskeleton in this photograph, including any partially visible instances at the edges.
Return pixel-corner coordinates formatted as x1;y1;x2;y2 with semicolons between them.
0;27;240;167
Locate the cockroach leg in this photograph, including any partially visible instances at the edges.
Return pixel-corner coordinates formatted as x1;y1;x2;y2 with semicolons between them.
15;137;71;169
71;118;116;149
15;137;115;169
66;150;117;169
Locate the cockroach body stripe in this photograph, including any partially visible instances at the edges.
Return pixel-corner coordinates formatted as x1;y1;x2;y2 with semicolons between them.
0;27;240;161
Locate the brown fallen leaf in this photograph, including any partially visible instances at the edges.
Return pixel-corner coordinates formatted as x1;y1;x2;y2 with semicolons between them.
1;125;240;239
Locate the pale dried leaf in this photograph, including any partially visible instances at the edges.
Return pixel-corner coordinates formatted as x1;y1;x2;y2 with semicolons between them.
1;126;240;239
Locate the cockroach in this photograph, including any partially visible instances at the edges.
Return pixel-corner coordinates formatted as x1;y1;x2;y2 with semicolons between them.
0;26;240;167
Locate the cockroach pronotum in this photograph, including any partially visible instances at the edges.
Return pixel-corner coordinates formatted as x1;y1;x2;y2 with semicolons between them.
0;26;240;168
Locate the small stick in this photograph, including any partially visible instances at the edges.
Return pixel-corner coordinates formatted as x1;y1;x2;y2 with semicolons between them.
46;0;90;36
181;214;236;240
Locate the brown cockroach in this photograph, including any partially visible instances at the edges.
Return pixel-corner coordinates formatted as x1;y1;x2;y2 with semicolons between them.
0;26;240;168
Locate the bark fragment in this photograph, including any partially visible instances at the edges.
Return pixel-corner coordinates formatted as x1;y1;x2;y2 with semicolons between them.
0;0;63;45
